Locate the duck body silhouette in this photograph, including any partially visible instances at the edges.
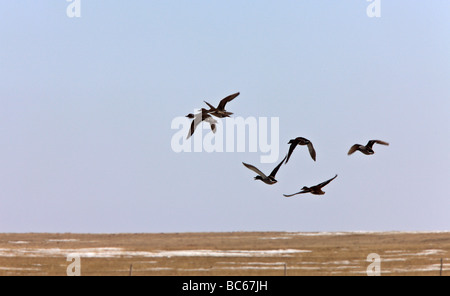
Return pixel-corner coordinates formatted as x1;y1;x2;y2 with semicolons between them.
243;155;287;185
348;140;389;155
283;174;338;197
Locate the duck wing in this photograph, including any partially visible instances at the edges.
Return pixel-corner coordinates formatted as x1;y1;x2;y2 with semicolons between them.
283;190;308;197
316;174;338;189
285;139;299;164
307;142;317;161
217;92;240;110
367;140;389;148
347;144;361;155
186;114;205;139
242;162;268;179
203;101;216;111
269;155;287;178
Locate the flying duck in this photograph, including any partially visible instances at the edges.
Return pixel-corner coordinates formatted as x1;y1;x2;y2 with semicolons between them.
285;137;316;163
283;174;338;197
242;155;287;185
204;92;240;118
185;108;218;139
348;140;389;155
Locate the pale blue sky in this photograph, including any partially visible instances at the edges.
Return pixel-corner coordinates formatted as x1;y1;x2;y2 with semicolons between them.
0;1;449;233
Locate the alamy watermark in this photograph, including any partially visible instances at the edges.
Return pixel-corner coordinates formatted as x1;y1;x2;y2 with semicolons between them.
64;1;380;20
366;253;381;276
366;0;381;18
171;115;280;164
64;250;381;275
66;0;81;18
66;253;81;276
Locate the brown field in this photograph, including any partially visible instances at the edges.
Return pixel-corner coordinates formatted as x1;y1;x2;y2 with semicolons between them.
0;231;449;276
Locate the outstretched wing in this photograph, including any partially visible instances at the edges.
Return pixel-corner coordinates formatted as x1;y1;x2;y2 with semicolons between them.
186;119;199;139
269;155;287;178
316;174;338;189
203;101;216;110
186;115;204;139
217;92;240;110
283;190;307;197
367;140;389;148
347;144;361;155
242;162;267;179
285;140;299;164
307;142;317;161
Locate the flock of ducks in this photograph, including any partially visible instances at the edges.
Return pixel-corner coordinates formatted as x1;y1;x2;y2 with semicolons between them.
185;92;389;197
